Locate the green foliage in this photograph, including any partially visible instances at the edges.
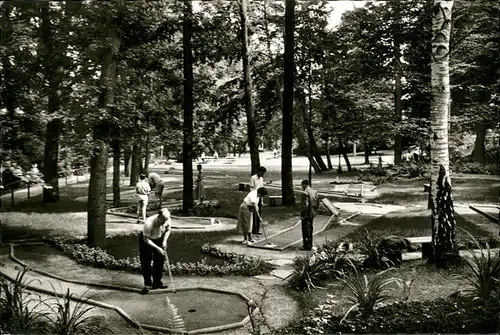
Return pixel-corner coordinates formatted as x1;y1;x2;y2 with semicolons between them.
453;232;500;305
324;297;500;334
289;244;352;292
339;264;401;320
54;241;274;276
0;268;51;334
48;288;111;335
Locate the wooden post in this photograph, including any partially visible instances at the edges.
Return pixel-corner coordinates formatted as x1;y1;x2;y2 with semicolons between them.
27;183;30;199
65;175;68;186
11;188;14;206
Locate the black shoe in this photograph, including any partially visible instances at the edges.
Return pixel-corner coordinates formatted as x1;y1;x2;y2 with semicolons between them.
152;283;169;290
300;247;311;251
141;286;152;294
253;232;263;235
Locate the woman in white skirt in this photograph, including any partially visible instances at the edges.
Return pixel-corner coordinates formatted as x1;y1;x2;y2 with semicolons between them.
237;187;268;244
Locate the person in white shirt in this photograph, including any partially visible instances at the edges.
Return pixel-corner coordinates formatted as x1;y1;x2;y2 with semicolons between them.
250;166;267;235
237;187;268;244
139;208;172;294
136;174;151;223
148;172;164;209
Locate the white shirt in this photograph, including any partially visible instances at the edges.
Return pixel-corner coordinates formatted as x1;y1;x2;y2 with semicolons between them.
243;190;259;207
250;174;264;191
143;214;171;239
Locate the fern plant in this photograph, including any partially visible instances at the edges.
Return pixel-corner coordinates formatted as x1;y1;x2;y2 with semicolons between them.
340;261;401;322
164;296;186;332
453;231;500;305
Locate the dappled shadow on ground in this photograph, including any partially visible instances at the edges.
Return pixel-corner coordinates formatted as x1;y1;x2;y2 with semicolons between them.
343;210;498;248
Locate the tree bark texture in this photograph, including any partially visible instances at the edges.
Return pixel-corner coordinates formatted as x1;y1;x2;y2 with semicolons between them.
123;146;131;177
281;0;296;206
40;3;65;202
472;122;486;163
338;138;352;172
87;26;120;248
294;125;320;174
144;117;150;171
393;0;403;166
112;136;120;207
182;0;194;213
239;0;260;175
130;143;139;186
325;139;333;170
430;0;457;267
307;79;327;172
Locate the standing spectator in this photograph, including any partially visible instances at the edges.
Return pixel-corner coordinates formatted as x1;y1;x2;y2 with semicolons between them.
195;164;205;204
139;208;171;294
250;166;267;235
148;172;164;209
273;148;277;158
237;187;268;244
136;173;151;223
213;150;219;161
300;180;319;251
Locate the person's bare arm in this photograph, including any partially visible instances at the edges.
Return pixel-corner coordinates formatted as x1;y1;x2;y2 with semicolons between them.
143;234;165;255
162;219;172;249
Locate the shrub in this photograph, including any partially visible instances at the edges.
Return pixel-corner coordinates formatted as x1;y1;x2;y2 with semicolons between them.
453;162;499;175
325;297;500;334
0;268;52;334
48;288;111;335
339;264;401;321
288;245;352;292
453;232;500;305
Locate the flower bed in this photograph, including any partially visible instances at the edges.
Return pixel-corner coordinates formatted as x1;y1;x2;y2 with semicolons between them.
51;240;274;276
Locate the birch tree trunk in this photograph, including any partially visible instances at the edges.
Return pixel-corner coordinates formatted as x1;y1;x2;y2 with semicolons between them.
239;0;260;175
429;0;458;267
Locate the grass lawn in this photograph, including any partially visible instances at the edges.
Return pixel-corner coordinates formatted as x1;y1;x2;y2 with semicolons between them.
342;209;500;248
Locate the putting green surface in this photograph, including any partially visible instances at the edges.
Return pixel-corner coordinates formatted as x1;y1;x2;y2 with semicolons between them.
90;289;248;330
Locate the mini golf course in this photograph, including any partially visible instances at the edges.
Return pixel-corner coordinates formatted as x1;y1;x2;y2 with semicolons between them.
0;242;254;334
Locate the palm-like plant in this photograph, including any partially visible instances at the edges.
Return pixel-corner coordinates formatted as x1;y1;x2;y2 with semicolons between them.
289;255;327;292
49;288;110;335
340;261;401;322
0;268;51;333
454;230;500;305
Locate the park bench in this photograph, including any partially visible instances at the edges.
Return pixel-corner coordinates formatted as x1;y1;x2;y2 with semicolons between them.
406;236;433;259
267;195;281;206
238;183;251;192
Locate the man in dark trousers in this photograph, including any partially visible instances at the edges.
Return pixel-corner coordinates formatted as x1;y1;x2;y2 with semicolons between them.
300;180;319;251
139;208;171;294
148;172;164;209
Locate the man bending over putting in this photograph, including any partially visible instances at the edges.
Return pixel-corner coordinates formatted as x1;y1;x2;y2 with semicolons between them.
139;208;171;294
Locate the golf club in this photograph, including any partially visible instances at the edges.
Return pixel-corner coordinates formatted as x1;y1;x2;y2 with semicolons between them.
164;249;176;293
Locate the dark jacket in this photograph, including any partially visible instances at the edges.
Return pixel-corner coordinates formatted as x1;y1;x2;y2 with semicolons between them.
301;186;319;220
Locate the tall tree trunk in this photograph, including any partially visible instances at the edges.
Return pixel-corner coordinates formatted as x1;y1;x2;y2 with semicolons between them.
281;0;295;206
123;145;130;177
338;138;352;171
182;0;194;213
307;74;328;172
325;138;333;169
239;0;260;175
295;125;320;174
87;22;119;247
130;143;139;186
429;0;457;267
40;3;64;202
364;143;370;164
472;122;486;163
112;135;120;207
393;0;403;165
144;116;150;171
